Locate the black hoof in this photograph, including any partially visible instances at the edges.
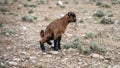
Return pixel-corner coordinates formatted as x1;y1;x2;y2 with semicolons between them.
58;47;61;50
54;49;59;51
42;50;47;52
51;47;54;49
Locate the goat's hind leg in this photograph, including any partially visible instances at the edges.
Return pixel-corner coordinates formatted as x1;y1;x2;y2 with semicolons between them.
53;39;59;51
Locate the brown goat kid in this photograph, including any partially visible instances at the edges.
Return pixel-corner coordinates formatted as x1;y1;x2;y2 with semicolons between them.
40;12;77;52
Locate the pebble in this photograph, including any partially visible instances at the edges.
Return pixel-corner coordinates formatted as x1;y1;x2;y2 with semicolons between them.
1;62;5;66
60;14;65;17
30;56;37;60
22;26;27;31
5;32;10;36
90;53;104;59
78;62;82;65
57;0;65;8
90;53;100;58
20;51;27;55
99;55;104;59
57;1;63;6
66;33;73;37
13;58;21;62
49;51;59;55
114;20;119;24
113;65;120;68
45;55;52;58
8;61;18;66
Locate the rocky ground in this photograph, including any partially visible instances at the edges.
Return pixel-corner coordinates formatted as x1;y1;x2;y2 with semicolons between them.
0;0;120;68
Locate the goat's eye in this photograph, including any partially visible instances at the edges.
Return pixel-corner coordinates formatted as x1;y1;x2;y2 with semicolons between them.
72;14;76;17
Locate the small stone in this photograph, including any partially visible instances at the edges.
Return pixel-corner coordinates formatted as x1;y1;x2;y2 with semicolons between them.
57;1;65;8
90;53;100;58
55;57;61;60
60;14;65;17
104;60;109;63
114;20;119;24
61;58;68;64
30;56;37;60
66;33;73;37
13;58;21;62
42;52;47;55
20;51;27;55
6;46;11;50
113;65;120;68
22;26;27;31
78;62;82;65
99;55;104;59
5;32;10;36
8;61;18;66
57;1;63;6
88;16;92;19
2;54;7;57
45;55;52;58
1;62;5;67
81;34;86;37
68;48;76;53
107;65;112;68
49;51;59;55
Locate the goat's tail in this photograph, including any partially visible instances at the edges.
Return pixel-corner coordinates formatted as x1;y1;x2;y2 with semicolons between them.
40;30;44;37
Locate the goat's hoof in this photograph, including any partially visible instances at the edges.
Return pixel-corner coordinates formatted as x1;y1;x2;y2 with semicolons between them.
54;49;59;51
42;50;46;52
51;47;54;49
58;48;61;50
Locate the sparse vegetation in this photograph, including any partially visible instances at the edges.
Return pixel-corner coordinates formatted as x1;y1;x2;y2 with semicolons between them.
89;42;106;53
0;23;3;27
28;9;34;14
85;32;98;39
88;0;101;3
0;62;6;68
1;29;15;35
79;19;84;23
93;10;105;18
96;1;111;8
37;0;47;4
23;3;37;7
83;42;107;54
56;1;65;8
111;0;120;5
0;7;9;13
100;16;114;24
64;38;83;49
22;15;37;22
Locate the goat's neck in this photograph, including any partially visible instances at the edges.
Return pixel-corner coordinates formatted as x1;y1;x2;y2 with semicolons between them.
61;16;69;28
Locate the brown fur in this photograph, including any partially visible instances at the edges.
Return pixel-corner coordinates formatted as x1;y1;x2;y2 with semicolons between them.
40;12;76;44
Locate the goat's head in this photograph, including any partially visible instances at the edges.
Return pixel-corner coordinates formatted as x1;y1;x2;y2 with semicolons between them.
67;12;77;22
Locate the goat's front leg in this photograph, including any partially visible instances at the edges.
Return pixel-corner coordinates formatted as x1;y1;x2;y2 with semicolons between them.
40;36;48;52
58;36;62;50
40;42;46;52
